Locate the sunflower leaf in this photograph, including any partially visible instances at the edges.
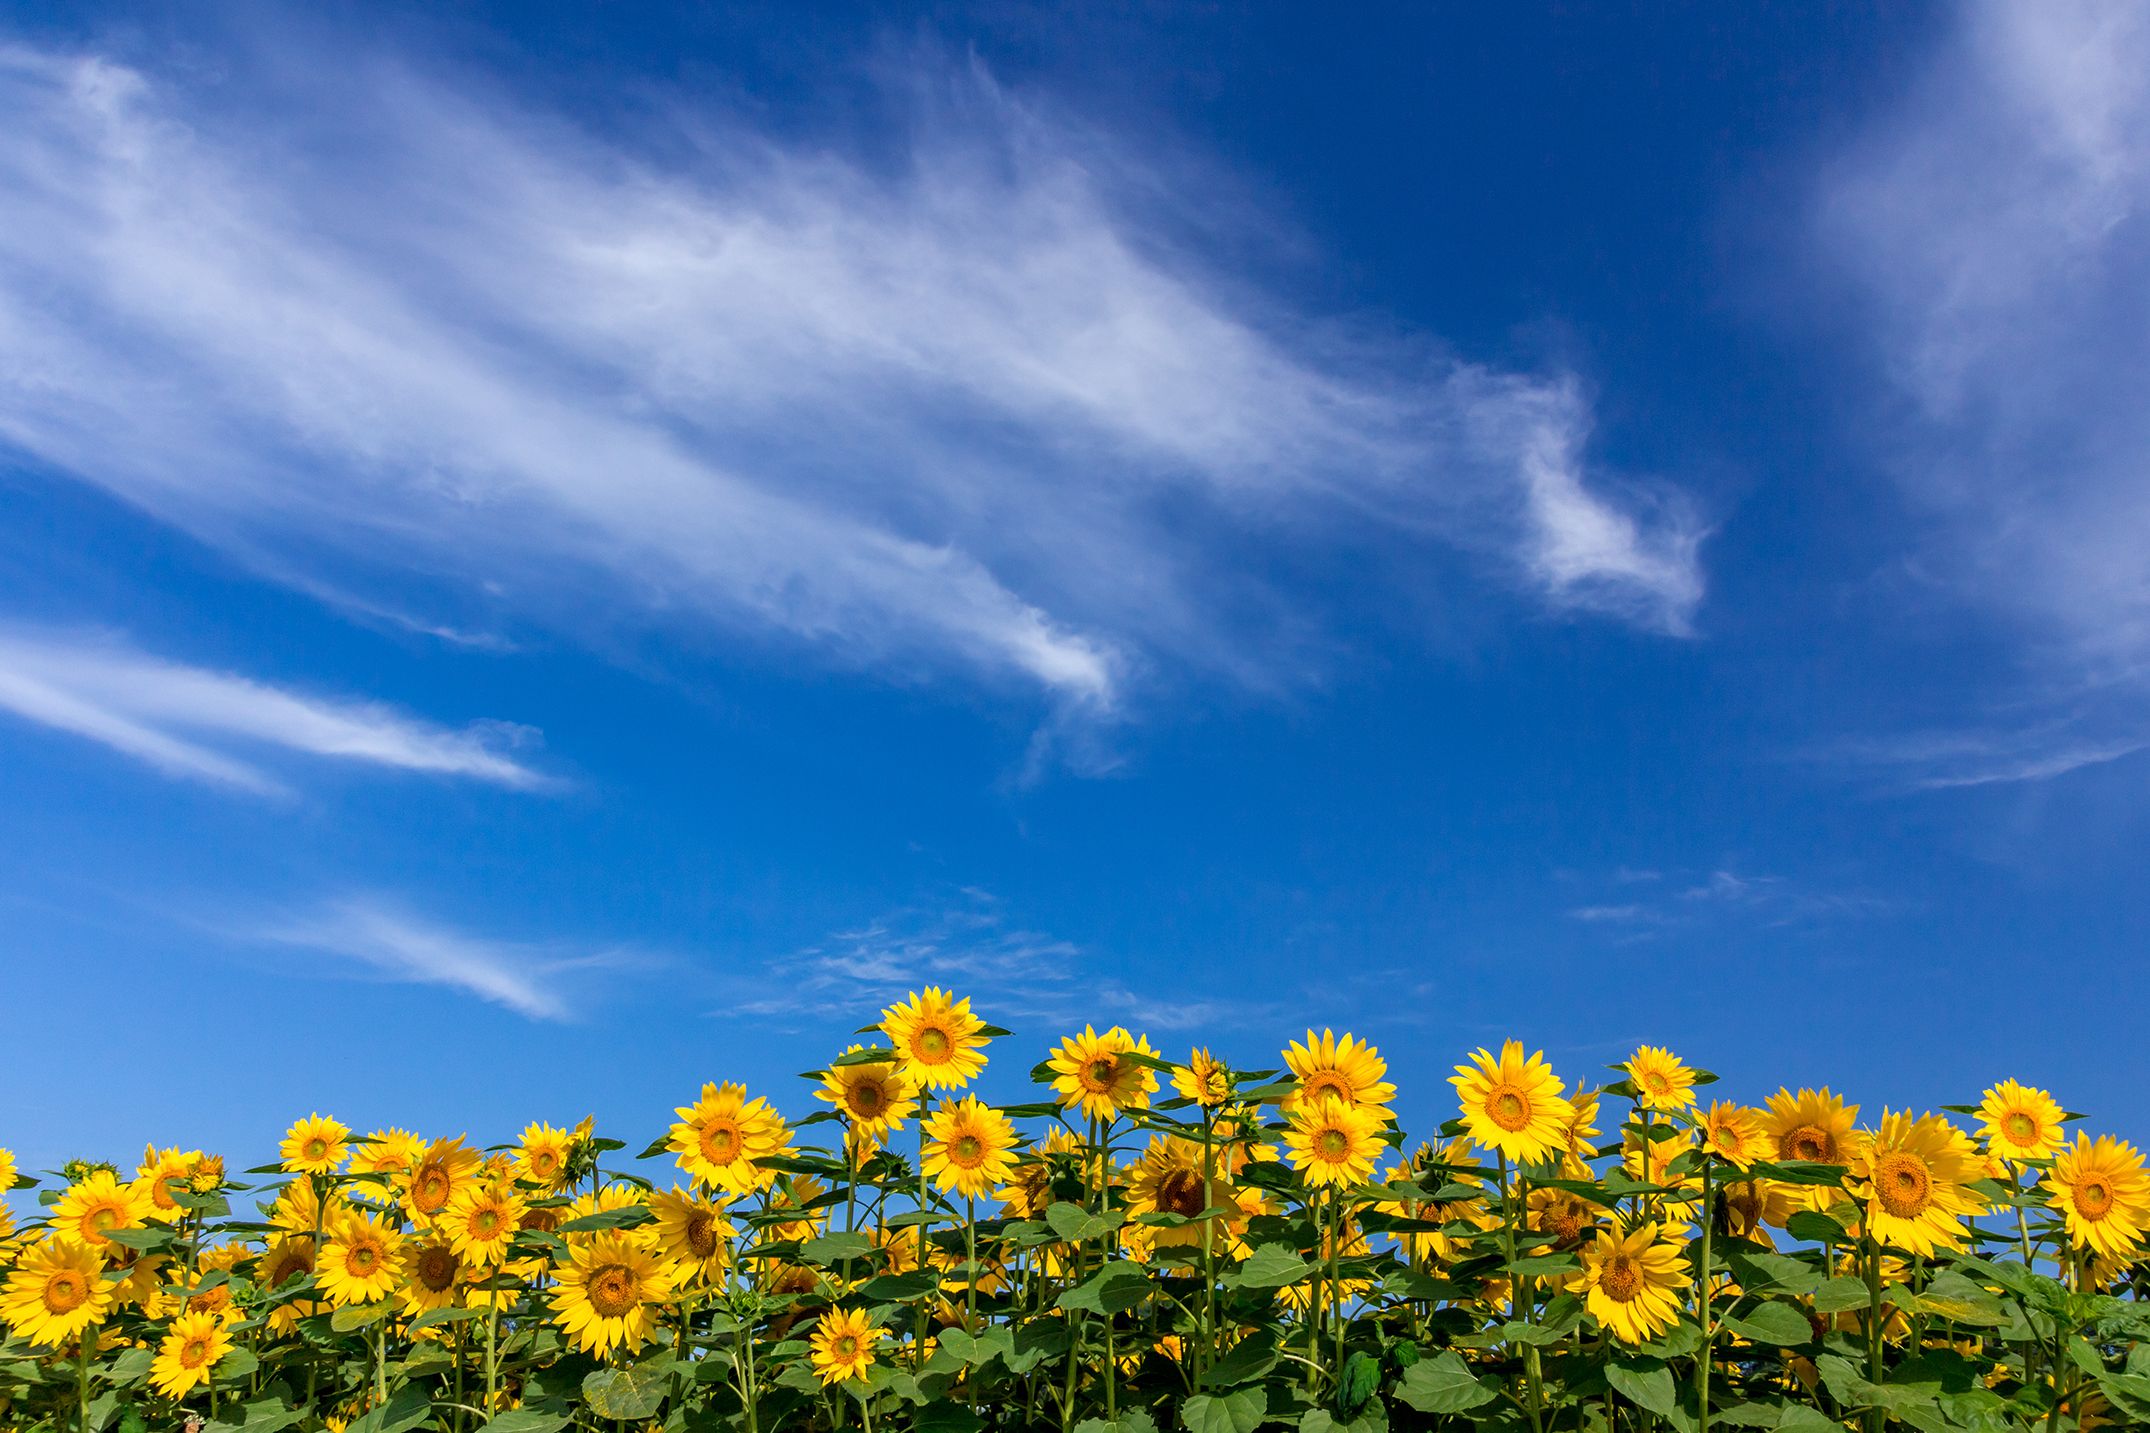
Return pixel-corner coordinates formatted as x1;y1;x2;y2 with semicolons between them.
1605;1356;1677;1417
1044;1201;1124;1244
1393;1351;1496;1414
1232;1243;1314;1290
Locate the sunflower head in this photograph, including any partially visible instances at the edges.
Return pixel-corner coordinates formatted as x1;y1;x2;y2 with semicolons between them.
1283;1030;1397;1114
0;1237;114;1348
880;987;991;1090
280;1114;351;1176
1851;1111;1983;1257
922;1096;1021;1200
668;1083;791;1195
817;1047;919;1149
547;1232;675;1358
1573;1221;1688;1344
1977;1080;2067;1165
515;1123;577;1190
1283;1097;1388;1190
809;1307;884;1385
1700;1102;1766;1171
1172;1048;1234;1106
1451;1042;1574;1165
2047;1133;2150;1260
1047;1025;1160;1122
148;1309;233;1400
1624;1046;1699;1112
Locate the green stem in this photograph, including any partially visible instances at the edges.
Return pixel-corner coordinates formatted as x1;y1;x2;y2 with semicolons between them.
77;1333;91;1433
1696;1160;1714;1433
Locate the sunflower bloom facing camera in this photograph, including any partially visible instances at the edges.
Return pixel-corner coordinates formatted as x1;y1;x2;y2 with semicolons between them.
2047;1133;2150;1259
922;1096;1020;1199
439;1182;524;1266
549;1233;675;1358
1048;1025;1161;1122
1700;1102;1767;1171
1;1238;114;1347
817;1046;919;1152
1625;1046;1699;1113
1574;1221;1688;1344
1978;1080;2067;1166
669;1083;791;1195
52;1169;154;1250
148;1309;234;1400
1284;1097;1387;1189
1851;1112;1984;1256
515;1123;577;1191
279;1114;350;1176
810;1306;883;1385
1452;1042;1574;1165
881;987;991;1090
1283;1029;1398;1113
317;1212;403;1306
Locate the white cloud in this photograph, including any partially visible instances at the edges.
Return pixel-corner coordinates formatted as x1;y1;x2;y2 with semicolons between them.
0;40;1703;724
1829;724;2150;791
0;627;548;793
1817;3;2150;696
251;899;615;1021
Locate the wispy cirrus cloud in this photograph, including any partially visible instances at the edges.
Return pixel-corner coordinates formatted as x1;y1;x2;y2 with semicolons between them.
249;899;636;1022
1815;2;2150;783
0;627;548;794
1567;867;1892;936
0;36;1703;734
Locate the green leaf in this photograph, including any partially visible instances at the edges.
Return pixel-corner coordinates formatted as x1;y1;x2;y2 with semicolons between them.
1393;1351;1496;1415
913;1405;984;1433
1301;1407;1387;1433
1772;1405;1846;1432
583;1357;671;1421
1057;1262;1154;1314
554;1205;654;1233
800;1232;873;1267
1606;1356;1678;1417
329;1301;394;1332
208;1397;306;1433
1335;1350;1380;1415
1182;1388;1266;1433
1074;1414;1158;1433
344;1385;432;1433
1724;1248;1821;1295
1199;1329;1279;1389
1234;1243;1314;1289
1044;1201;1124;1243
101;1347;154;1387
95;1226;179;1253
1784;1209;1849;1244
1718;1300;1813;1347
478;1408;573;1433
1809;1277;1870;1313
1508;1252;1579;1277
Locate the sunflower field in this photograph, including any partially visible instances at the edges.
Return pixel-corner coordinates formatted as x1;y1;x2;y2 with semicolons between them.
4;991;2149;1432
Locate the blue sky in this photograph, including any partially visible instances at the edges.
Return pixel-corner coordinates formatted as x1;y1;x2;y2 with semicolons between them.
4;2;2148;1181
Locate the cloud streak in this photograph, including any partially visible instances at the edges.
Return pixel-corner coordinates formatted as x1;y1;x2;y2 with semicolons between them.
0;627;548;793
0;38;1703;726
250;899;622;1021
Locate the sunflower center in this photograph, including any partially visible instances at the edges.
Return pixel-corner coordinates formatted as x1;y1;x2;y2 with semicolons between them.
1640;1072;1669;1094
348;1244;380;1276
1542;1203;1586;1244
2002;1113;2037;1143
834;1335;859;1359
916;1027;952;1061
953;1135;984;1167
699;1122;742;1165
588;1265;641;1319
685;1212;719;1257
180;1338;211;1369
852;1081;885;1115
472;1208;502;1237
1084;1057;1121;1091
88;1206;121;1233
1782;1125;1833;1162
532;1151;561;1178
190;1286;232;1316
266;1248;312;1286
1304;1074;1351;1102
43;1272;87;1314
1874;1152;1933;1218
1158;1169;1206;1217
417;1246;458;1292
1317;1129;1350;1159
1598;1255;1642;1302
1713;1124;1746;1155
1489;1088;1532;1132
413;1166;452;1215
2073;1175;2114;1218
304;1138;329;1160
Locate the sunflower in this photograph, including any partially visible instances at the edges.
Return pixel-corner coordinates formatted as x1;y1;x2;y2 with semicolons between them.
256;1235;320;1332
998;1127;1085;1221
881;987;991;1090
817;1046;919;1152
397;1240;465;1316
0;1238;113;1347
1172;1048;1233;1106
1977;1080;2067;1165
147;1309;233;1400
1699;1102;1766;1171
1047;1025;1160;1122
439;1182;524;1266
270;1176;347;1236
52;1169;154;1249
548;1232;675;1357
2047;1133;2150;1259
280;1114;350;1176
1283;1030;1397;1114
1126;1136;1236;1250
1849;1112;1983;1256
399;1138;483;1224
668;1083;791;1195
762;1175;831;1244
353;1129;426;1179
650;1186;734;1284
923;1096;1020;1199
1572;1221;1688;1344
809;1307;884;1385
137;1145;204;1222
1624;1046;1698;1112
318;1212;404;1306
1623;1126;1695;1190
515;1123;577;1191
1283;1098;1387;1189
1720;1179;1796;1241
1451;1042;1574;1165
0;1147;15;1192
1563;1089;1604;1159
1528;1186;1600;1250
1762;1088;1868;1210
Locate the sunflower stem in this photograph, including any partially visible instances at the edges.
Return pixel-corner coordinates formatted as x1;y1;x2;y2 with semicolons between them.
1695;1158;1714;1433
76;1331;90;1433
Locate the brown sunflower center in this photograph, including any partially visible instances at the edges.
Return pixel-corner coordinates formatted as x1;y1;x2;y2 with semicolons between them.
43;1271;87;1314
1158;1169;1207;1217
189;1285;232;1315
1303;1073;1352;1102
1640;1071;1670;1094
1317;1129;1350;1160
1598;1254;1642;1303
416;1246;459;1292
1782;1125;1833;1163
2073;1174;2114;1218
916;1027;952;1061
531;1150;561;1178
699;1122;742;1164
179;1338;211;1369
1541;1202;1587;1244
304;1138;329;1160
347;1243;381;1276
1489;1087;1532;1132
587;1264;641;1319
2002;1112;2038;1143
952;1135;984;1167
833;1335;859;1359
470;1208;502;1238
1083;1057;1121;1091
413;1165;452;1215
1874;1152;1933;1219
685;1211;720;1258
